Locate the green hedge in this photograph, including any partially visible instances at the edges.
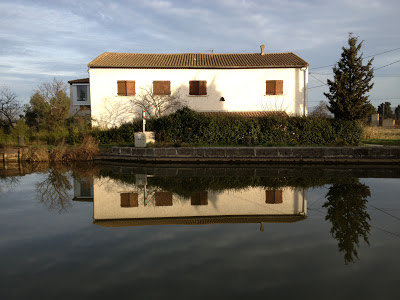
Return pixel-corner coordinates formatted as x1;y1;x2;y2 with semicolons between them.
94;108;363;146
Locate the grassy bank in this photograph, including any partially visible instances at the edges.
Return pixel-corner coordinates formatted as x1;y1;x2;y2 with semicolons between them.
1;136;99;162
362;126;400;146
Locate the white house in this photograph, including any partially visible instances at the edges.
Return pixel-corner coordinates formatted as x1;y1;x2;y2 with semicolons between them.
90;175;307;227
74;45;309;127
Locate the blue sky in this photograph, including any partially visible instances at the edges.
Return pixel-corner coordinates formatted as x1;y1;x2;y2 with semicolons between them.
1;0;400;109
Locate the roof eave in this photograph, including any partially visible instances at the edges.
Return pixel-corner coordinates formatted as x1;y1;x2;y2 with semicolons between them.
88;65;309;69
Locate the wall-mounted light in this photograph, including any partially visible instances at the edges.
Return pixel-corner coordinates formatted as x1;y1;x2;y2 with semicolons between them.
220;97;225;101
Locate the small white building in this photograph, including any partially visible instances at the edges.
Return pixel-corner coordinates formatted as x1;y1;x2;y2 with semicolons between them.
68;78;90;118
75;45;309;127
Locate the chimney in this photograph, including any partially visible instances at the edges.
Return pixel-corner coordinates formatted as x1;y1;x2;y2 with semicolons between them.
260;44;265;55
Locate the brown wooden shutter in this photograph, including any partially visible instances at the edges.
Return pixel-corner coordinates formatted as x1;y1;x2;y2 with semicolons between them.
265;190;283;204
126;81;135;96
120;193;138;207
265;190;275;204
266;80;276;95
199;81;207;95
189;81;199;95
155;192;173;206
191;192;208;205
153;81;171;95
276;80;283;95
117;81;127;96
274;190;283;203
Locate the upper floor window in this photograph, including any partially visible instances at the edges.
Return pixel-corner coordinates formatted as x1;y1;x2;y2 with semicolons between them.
189;81;207;95
117;80;135;96
77;85;87;101
266;80;283;95
120;192;139;207
191;191;208;205
155;191;173;206
265;190;283;204
153;81;171;95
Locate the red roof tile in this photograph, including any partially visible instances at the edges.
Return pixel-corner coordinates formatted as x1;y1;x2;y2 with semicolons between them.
88;52;308;69
200;111;288;118
68;78;89;84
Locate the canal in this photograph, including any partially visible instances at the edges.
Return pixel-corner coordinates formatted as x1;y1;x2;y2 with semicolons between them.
1;162;399;299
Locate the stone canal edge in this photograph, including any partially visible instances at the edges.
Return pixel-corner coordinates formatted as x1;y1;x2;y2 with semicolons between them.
96;146;400;164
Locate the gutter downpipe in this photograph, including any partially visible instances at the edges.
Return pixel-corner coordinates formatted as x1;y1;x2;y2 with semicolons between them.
301;67;307;117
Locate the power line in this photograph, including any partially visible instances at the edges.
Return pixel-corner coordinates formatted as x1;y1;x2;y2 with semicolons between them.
308;207;400;238
308;59;400;90
311;73;400;77
309;73;328;86
374;59;400;71
310;47;400;70
371;225;400;238
368;204;400;222
308;84;327;90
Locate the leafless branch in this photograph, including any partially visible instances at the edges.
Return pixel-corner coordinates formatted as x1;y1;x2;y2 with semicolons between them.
0;86;21;128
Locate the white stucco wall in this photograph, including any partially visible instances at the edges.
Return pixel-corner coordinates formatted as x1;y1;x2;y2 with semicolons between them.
93;177;307;221
89;67;308;127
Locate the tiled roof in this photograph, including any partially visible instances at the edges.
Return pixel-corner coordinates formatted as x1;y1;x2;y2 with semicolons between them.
94;215;307;227
200;111;288;118
68;78;89;84
88;52;308;69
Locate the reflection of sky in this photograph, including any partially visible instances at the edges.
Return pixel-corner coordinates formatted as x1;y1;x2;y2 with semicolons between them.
0;174;399;299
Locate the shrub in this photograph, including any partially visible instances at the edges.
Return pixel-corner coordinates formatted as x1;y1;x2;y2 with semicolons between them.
91;108;363;146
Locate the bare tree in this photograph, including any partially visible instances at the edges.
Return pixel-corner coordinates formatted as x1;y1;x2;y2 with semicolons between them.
0;86;21;128
36;168;73;214
309;101;332;118
130;87;186;119
258;96;293;115
97;97;134;128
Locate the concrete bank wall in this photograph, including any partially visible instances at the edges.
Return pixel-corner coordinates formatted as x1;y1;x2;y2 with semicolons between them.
97;146;400;164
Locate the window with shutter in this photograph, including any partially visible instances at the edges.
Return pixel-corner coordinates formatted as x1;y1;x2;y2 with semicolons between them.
117;81;127;96
266;80;283;95
126;81;135;96
155;191;173;206
120;192;139;207
191;192;208;205
117;80;135;96
189;81;207;95
265;190;283;204
153;81;171;95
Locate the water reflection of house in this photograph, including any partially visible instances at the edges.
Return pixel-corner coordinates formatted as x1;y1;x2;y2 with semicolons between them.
73;177;94;202
92;177;307;227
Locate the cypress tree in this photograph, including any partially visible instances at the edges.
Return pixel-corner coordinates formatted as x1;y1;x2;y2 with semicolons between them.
377;102;394;119
324;33;374;120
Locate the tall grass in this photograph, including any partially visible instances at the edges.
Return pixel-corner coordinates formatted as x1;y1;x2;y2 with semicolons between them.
363;126;400;140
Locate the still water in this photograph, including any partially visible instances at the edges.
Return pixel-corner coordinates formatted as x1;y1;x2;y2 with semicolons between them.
1;162;399;299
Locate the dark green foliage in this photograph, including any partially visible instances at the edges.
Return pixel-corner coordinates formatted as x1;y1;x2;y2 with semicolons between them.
95;108;363;146
93;120;142;144
325;33;374;120
377;102;394;119
323;178;371;264
395;105;400;120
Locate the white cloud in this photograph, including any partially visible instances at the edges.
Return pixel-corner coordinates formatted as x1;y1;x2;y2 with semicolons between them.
0;0;399;106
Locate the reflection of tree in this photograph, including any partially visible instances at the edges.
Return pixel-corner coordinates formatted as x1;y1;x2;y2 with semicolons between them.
323;178;371;264
36;167;72;213
0;176;21;194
